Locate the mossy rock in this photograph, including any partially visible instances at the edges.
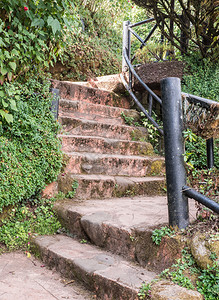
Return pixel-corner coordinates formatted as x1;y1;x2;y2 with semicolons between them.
190;232;219;269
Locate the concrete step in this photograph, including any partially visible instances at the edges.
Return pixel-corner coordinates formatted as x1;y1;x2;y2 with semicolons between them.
63;152;165;177
85;74;125;94
32;235;157;300
58;174;165;200
60;135;154;156
54;196;197;271
52;79;130;108
59;99;139;123
59;116;147;141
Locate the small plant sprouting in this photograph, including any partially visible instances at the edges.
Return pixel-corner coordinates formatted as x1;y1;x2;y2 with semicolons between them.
121;111;134;126
66;180;79;199
151;226;174;245
138;282;152;299
130;235;135;242
80;239;87;244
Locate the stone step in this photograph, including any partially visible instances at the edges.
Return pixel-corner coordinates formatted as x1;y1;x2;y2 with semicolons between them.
32;235;157;300
59;99;139;123
59;116;147;141
58;174;165;200
78;74;125;94
63;152;165;177
54;196;197;271
52;79;130;108
60;135;154;156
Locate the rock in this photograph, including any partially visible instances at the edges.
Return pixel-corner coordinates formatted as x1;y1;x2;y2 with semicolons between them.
151;280;204;299
42;181;58;198
190;232;219;270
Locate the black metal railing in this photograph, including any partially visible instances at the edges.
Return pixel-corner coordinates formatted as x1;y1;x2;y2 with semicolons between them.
121;19;219;228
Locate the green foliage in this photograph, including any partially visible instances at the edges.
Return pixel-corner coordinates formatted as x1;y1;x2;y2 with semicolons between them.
184;130;219;170
50;0;148;81
135;41;173;63
161;248;219;300
196;263;219;300
0;75;63;212
151;226;174;246
121;111;135;126
187;168;219;202
140;112;163;154
0;0;78;83
0;197;61;250
66;180;79;198
182;55;219;102
138;282;152;299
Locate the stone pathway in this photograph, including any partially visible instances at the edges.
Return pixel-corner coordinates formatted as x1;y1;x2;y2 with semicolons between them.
0;252;95;300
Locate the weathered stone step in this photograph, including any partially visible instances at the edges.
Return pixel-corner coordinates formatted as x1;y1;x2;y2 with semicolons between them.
54;196;197;271
63;152;165;177
59;116;147;141
58;174;165;199
52;79;130;108
60;135;154;156
32;235;157;300
59;99;139;123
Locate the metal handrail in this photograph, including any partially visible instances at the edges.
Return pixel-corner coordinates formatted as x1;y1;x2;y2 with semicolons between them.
122;18;219;228
182;92;218;108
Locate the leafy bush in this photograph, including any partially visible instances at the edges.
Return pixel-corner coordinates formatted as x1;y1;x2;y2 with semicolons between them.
0;75;63;212
0;0;77;80
0;197;61;250
161;249;219;300
0;0;79;122
182;55;219;102
152;226;174;245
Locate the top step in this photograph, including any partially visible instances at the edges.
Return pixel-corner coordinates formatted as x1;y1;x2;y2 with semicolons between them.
51;79;130;109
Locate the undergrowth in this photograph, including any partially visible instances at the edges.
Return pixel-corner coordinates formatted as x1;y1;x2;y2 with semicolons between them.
0;74;63;212
160;248;219;300
0;197;61;251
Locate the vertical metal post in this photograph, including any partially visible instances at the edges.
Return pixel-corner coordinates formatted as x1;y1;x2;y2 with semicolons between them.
206;138;214;169
122;21;131;72
161;77;189;229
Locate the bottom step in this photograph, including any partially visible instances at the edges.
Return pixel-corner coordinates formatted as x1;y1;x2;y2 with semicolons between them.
32;235;203;300
32;235;156;300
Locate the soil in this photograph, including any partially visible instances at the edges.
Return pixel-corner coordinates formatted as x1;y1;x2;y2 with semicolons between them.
134;60;185;91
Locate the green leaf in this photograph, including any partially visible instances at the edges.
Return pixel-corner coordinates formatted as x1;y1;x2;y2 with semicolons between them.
4;51;10;59
31;18;45;27
0;90;5;97
8;62;16;71
10;99;18;111
0;67;7;76
5;113;13;123
7;72;13;82
2;100;8;108
47;16;61;35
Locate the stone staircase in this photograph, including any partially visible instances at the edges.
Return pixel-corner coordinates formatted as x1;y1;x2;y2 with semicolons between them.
33;78;202;300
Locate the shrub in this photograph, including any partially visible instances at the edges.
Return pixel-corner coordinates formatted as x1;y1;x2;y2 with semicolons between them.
0;197;62;250
0;75;63;212
0;0;77;82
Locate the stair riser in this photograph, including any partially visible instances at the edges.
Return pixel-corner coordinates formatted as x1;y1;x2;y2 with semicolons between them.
32;236;145;300
52;80;130;108
54;199;184;272
54;205;147;265
61;136;154;156
59;100;138;121
60;117;146;141
63;155;165;177
58;175;165;200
